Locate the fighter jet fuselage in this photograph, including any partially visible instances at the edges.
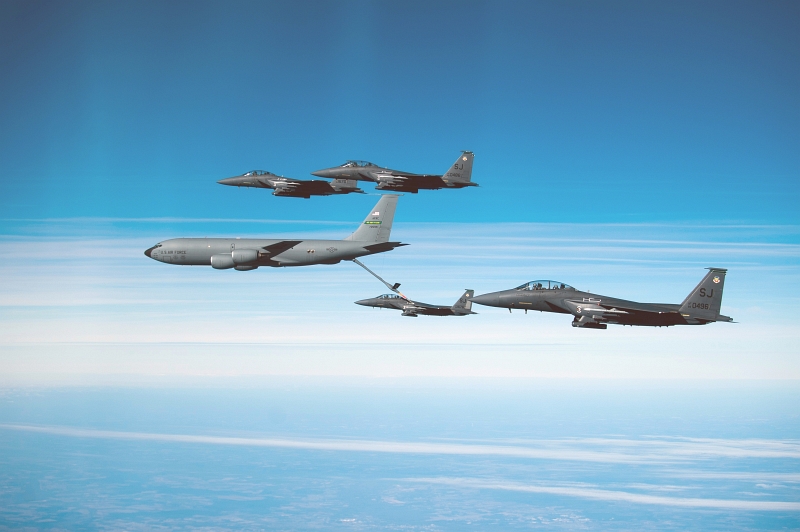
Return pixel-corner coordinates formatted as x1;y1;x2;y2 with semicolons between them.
471;269;733;329
312;151;477;193
218;170;363;198
355;290;476;317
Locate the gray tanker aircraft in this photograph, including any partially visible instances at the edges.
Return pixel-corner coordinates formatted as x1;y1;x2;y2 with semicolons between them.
218;170;363;198
311;151;477;193
471;268;733;329
144;195;404;270
356;290;476;317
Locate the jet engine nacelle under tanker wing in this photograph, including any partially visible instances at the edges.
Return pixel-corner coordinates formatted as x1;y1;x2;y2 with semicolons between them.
231;249;258;265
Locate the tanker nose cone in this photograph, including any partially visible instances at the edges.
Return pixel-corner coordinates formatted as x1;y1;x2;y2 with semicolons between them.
471;293;501;307
144;245;156;258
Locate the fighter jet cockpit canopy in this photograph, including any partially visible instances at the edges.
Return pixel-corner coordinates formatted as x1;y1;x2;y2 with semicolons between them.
515;280;574;291
242;170;278;177
341;161;378;168
377;294;403;299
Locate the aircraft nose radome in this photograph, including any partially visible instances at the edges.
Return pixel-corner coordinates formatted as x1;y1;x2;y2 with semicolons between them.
311;168;333;178
144;246;156;258
471;293;502;307
354;299;372;306
218;177;241;186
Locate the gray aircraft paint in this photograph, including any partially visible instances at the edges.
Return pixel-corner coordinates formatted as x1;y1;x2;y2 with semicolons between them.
355;290;476;317
311;151;477;193
471;269;733;329
218;170;363;198
144;195;405;270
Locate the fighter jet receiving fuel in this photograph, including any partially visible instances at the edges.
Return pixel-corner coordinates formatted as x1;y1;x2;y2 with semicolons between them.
355;290;477;317
471;269;733;329
144;195;405;270
218;170;363;198
311;151;477;193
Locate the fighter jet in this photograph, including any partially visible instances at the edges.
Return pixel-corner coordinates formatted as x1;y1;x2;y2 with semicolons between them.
144;195;405;270
311;151;477;193
355;290;476;317
471;269;733;329
218;170;363;198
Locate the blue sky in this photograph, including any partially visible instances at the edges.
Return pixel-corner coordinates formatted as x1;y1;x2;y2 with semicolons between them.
0;0;797;223
3;5;800;527
0;1;799;383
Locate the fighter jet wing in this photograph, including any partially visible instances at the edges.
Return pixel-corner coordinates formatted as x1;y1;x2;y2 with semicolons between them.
402;301;458;316
390;172;441;179
260;240;302;257
273;179;355;197
377;175;448;191
401;303;442;317
597;301;680;315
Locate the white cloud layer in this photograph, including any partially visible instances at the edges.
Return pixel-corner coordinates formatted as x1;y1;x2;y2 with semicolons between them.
3;423;799;462
3;423;798;512
406;477;800;511
1;222;798;381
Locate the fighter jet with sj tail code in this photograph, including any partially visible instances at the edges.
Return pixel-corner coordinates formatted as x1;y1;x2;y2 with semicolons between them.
218;170;363;198
356;290;477;317
312;151;477;193
471;269;733;329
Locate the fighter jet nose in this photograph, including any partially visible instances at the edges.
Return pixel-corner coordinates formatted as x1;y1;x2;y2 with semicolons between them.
471;293;501;307
354;299;371;306
311;169;331;178
217;177;239;186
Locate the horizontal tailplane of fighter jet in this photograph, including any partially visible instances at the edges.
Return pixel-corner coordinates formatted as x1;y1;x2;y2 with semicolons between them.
355;290;476;317
471;269;733;329
218;170;363;198
144;195;405;270
311;151;477;193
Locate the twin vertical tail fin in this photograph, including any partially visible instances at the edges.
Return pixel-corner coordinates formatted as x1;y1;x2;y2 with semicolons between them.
679;268;728;321
452;289;475;314
345;194;399;243
443;151;474;184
